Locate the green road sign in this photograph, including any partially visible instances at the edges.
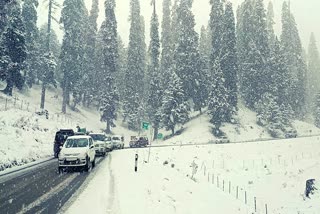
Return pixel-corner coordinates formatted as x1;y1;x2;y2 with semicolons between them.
157;133;163;139
142;122;149;130
79;128;86;133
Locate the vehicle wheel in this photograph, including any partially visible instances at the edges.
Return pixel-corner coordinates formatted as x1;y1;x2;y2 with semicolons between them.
92;158;96;168
84;157;90;172
58;166;63;174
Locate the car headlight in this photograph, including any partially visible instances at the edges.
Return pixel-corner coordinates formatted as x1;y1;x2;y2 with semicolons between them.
79;153;87;159
59;152;65;160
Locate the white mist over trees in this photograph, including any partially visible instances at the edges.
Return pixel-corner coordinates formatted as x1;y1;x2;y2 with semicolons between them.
1;0;319;135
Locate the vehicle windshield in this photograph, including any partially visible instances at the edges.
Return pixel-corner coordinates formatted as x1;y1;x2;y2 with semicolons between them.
89;134;106;141
112;137;120;141
105;136;111;141
64;138;88;148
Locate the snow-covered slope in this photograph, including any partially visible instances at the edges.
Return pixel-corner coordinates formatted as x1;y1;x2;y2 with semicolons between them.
0;83;105;171
1;82;320;171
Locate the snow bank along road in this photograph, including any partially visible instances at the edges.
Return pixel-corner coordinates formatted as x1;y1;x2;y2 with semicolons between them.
0;156;105;214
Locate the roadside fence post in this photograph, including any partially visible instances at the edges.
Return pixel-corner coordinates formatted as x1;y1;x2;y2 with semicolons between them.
5;98;7;110
245;191;247;204
236;186;239;199
135;154;138;172
254;197;257;212
217;176;219;188
229;181;231;194
265;204;268;214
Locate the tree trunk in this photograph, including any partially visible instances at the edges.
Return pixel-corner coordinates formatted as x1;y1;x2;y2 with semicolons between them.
62;79;67;113
153;126;159;141
40;82;46;109
66;83;70;106
106;119;111;134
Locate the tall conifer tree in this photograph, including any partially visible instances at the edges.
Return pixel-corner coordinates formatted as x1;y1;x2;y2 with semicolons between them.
99;0;119;133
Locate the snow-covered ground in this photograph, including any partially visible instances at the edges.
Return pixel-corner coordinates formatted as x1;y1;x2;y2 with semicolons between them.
65;136;320;214
64;109;320;214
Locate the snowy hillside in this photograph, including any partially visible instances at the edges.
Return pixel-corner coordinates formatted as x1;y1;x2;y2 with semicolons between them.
0;83;105;171
1;83;320;172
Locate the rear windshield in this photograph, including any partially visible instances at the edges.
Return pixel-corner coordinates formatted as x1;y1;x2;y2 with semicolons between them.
89;134;106;141
105;136;111;141
64;138;88;148
112;137;120;141
55;131;73;143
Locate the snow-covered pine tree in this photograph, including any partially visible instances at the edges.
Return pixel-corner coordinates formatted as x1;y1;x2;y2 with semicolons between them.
147;0;162;140
207;60;229;132
161;72;189;135
38;24;60;83
80;0;99;107
198;25;211;109
209;0;224;64
115;36;127;104
220;2;238;120
22;0;39;87
175;0;202;108
123;0;146;130
199;26;211;74
280;1;307;117
170;0;179;50
99;0;120;134
307;33;320;112
269;38;291;107
160;0;172;86
1;1;27;96
39;0;60;109
60;0;87;113
237;0;270;109
266;1;276;50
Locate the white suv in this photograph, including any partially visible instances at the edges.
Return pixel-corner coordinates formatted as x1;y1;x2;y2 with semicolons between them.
58;136;96;172
112;135;124;149
89;133;107;156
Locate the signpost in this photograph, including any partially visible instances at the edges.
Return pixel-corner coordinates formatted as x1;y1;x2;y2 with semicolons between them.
142;122;149;130
157;133;163;139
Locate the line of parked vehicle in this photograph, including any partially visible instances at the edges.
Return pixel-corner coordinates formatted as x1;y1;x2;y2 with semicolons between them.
53;129;125;173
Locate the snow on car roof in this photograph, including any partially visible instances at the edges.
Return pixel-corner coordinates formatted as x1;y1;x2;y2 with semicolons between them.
67;135;91;139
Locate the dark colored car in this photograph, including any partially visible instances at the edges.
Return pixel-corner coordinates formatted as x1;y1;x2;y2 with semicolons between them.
129;136;149;148
53;129;74;158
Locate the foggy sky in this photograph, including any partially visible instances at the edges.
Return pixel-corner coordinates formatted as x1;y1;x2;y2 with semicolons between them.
38;0;320;51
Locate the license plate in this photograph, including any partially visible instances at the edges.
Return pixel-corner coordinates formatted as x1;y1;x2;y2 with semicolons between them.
66;158;77;161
